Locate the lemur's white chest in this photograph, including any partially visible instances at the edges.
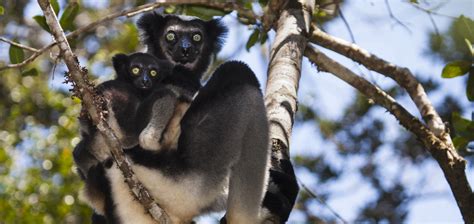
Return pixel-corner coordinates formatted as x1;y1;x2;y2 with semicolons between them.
106;163;228;223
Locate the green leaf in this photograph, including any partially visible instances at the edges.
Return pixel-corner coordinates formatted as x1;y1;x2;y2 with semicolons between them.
9;44;25;64
452;112;474;140
0;6;4;15
453;136;469;150
33;15;51;33
22;68;39;76
164;5;177;14
60;2;79;31
246;29;260;51
465;38;474;56
410;0;419;4
72;96;82;104
441;60;471;78
467;67;474;101
51;0;60;15
243;2;253;10
184;6;227;20
260;31;268;45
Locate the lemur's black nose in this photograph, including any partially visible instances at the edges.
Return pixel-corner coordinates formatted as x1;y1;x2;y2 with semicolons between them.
142;75;152;88
180;38;192;57
182;47;190;56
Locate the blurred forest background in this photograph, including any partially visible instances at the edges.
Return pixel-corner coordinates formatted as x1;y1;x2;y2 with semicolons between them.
0;0;473;223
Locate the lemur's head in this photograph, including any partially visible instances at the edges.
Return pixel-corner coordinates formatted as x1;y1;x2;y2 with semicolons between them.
137;13;228;76
112;52;172;91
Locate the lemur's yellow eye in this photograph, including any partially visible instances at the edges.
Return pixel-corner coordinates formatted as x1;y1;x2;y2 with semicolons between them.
131;67;140;75
166;32;175;41
193;34;201;42
150;70;157;77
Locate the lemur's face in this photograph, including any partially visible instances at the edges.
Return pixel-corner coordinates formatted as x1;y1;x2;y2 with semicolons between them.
127;54;166;90
159;18;207;70
138;13;227;75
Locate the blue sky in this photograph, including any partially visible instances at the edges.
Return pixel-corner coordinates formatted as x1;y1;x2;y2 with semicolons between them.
220;0;472;223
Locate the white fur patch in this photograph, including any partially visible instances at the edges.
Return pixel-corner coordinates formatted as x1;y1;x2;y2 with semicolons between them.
90;134;110;161
107;108;124;143
133;164;228;222
139;126;161;151
79;187;105;216
106;165;157;224
105;162;228;223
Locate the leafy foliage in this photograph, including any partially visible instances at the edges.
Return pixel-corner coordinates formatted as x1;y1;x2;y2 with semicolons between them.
33;15;51;33
430;15;474;62
60;2;80;32
8;44;25;64
441;60;471;78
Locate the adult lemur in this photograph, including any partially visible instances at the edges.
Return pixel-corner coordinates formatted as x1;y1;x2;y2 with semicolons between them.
137;13;299;223
75;13;297;223
79;16;270;224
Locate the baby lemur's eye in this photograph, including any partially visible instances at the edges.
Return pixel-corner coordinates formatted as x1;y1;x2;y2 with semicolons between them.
192;33;201;42
166;32;175;42
150;70;158;77
131;67;140;75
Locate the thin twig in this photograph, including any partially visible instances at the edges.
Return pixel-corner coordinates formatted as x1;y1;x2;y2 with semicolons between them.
0;0;218;72
0;37;40;53
0;44;50;71
427;12;440;36
410;3;457;19
335;3;355;43
298;178;348;224
384;0;411;34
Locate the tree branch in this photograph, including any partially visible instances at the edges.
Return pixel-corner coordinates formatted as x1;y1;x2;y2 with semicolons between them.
36;0;170;222
1;0;217;72
264;0;314;153
309;25;453;147
298;178;348;224
304;46;474;223
0;37;40;53
384;0;411;33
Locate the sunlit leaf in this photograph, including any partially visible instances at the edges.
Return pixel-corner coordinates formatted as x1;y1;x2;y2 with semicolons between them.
243;1;252;10
452;112;474;140
184;6;227;20
0;6;4;15
60;2;80;31
51;0;60;15
164;5;177;14
467;68;474;101
246;29;260;51
9;44;24;64
22;68;38;77
453;136;469;150
33;15;51;33
72;96;82;104
441;60;470;78
465;38;474;56
109;23;139;52
459;15;474;39
260;31;268;44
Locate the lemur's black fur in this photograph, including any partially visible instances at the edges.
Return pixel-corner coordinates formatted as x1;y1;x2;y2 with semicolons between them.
75;12;298;223
137;13;299;223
